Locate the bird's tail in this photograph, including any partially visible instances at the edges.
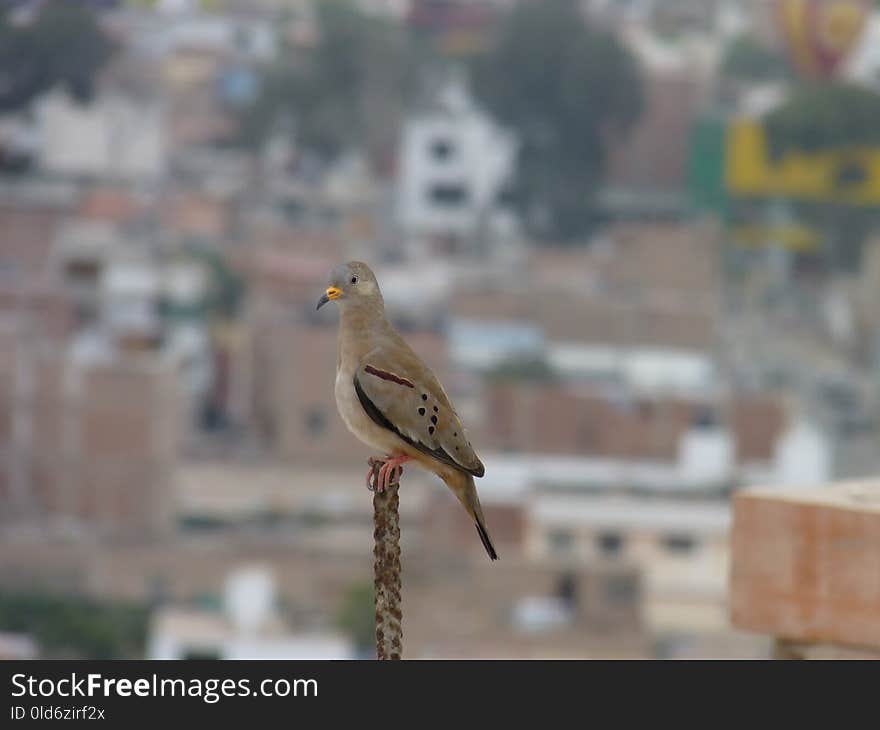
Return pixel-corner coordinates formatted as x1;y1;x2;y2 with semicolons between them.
445;471;498;561
474;513;498;561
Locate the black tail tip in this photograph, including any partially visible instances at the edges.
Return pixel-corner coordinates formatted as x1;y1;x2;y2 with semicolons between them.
475;520;499;561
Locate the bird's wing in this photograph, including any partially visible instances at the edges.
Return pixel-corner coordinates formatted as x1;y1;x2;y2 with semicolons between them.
353;337;484;478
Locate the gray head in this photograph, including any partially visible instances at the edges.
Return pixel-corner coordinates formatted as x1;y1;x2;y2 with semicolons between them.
316;261;384;314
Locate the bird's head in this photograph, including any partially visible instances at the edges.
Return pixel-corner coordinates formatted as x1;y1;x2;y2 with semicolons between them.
316;261;384;314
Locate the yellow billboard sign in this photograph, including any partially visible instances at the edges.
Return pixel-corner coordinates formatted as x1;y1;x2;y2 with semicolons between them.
725;120;880;205
730;222;820;251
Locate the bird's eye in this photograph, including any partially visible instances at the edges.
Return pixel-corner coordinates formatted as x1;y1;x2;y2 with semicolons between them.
350;276;358;284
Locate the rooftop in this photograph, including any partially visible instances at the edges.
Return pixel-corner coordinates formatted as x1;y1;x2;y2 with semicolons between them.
738;479;880;515
531;494;731;534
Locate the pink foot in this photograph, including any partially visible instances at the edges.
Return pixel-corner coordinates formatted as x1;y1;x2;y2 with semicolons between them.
374;454;410;493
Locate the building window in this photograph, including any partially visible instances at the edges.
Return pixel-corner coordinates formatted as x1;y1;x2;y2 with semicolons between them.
597;532;624;558
604;574;638;604
65;259;100;281
692;405;718;429
430;138;455;161
428;183;469;207
556;572;578;609
662;534;697;554
548;529;574;555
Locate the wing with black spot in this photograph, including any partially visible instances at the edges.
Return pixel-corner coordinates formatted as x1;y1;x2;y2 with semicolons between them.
353;349;484;477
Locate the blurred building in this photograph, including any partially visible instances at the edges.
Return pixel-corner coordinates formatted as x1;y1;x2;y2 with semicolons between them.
0;336;180;539
527;492;738;655
1;0;878;662
149;566;355;660
396;78;517;254
405;557;648;658
450;221;721;350
35;89;167;181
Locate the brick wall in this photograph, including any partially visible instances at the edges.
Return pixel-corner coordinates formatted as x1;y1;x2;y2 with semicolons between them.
731;483;880;655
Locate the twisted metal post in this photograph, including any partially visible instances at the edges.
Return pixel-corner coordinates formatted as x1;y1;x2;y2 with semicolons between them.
372;474;403;660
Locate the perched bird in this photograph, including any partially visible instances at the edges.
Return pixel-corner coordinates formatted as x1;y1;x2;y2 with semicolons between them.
317;261;498;561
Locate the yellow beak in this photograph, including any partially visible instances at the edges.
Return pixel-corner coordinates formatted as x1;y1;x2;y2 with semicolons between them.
316;286;342;310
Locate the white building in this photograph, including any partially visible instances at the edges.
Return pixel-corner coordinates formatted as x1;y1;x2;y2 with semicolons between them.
165;14;278;61
35;89;166;180
117;3;280;61
148;566;355;660
527;493;734;640
770;419;833;488
396;80;517;245
548;343;717;394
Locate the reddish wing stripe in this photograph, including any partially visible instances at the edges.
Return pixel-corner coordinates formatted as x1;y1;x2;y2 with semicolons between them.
364;365;414;389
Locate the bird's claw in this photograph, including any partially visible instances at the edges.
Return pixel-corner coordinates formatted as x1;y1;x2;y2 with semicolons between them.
366;458;381;492
365;465;376;491
365;457;405;492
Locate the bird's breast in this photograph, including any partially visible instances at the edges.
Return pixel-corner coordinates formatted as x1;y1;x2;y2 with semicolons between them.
335;366;395;454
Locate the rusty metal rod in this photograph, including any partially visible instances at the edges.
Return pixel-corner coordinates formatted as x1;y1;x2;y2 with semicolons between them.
372;473;403;660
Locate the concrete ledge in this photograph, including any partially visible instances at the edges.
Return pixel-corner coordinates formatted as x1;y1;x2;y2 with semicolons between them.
730;481;880;652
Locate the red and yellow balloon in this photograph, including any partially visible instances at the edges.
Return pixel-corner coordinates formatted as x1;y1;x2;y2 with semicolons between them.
775;0;870;78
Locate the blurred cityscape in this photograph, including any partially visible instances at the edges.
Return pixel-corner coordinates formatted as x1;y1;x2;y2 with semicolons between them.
1;0;879;659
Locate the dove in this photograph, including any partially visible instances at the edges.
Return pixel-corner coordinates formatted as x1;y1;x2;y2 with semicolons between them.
317;261;498;561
